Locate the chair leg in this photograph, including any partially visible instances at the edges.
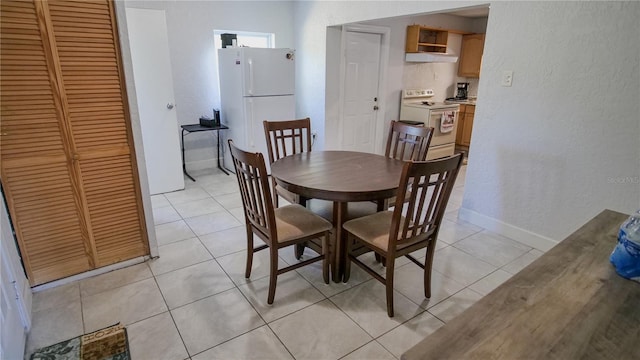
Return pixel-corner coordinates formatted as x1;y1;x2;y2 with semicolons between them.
295;243;305;260
322;233;329;284
423;242;436;299
385;256;395;317
267;247;279;305
374;253;382;263
271;179;279;208
245;226;254;279
343;235;352;283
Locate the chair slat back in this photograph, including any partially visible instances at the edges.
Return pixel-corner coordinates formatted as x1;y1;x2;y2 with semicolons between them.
263;118;312;164
385;121;434;161
228;140;276;239
389;154;463;252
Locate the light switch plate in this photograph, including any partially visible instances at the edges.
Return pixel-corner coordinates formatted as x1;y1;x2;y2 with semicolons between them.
502;71;513;87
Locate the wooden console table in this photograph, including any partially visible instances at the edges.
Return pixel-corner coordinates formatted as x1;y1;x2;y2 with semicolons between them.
403;209;640;360
180;124;229;181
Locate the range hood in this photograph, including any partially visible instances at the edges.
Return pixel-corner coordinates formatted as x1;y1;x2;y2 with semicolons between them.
405;52;459;63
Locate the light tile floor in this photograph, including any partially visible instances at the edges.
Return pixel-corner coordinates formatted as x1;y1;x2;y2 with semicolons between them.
25;165;545;360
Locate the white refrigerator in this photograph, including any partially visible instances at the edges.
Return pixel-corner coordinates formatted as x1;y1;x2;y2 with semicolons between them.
218;47;296;172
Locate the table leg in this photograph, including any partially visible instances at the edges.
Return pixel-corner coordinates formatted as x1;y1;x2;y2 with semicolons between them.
216;129;229;175
294;196;309;260
332;201;348;283
181;129;196;182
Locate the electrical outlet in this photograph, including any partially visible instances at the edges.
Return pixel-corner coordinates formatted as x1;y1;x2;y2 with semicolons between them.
501;70;514;87
312;132;317;139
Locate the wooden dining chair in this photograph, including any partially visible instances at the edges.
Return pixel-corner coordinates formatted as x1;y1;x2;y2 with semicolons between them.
263;118;312;207
378;120;435;211
385;120;434;161
343;154;463;317
228;139;332;304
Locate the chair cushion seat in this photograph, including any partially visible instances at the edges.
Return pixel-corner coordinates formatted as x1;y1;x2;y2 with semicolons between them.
275;204;333;243
343;211;420;252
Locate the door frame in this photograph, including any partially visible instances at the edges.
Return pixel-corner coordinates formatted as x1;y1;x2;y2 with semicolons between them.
1;195;31;359
338;24;390;154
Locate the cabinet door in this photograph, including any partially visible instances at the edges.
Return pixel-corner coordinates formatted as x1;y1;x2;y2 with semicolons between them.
462;108;475;147
455;105;466;145
0;0;95;284
458;34;485;78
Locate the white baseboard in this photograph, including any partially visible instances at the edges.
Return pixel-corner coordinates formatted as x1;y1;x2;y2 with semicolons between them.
31;256;150;292
458;207;558;252
185;158;218;172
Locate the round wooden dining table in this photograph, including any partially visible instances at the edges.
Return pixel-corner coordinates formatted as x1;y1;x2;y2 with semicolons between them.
270;151;405;282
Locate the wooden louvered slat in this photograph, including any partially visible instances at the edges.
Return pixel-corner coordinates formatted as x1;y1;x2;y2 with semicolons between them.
80;154;146;267
49;0;130;153
0;2;66;163
1;161;92;285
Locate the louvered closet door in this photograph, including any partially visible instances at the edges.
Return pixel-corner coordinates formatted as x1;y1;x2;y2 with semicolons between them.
0;0;93;284
47;0;149;266
1;0;148;285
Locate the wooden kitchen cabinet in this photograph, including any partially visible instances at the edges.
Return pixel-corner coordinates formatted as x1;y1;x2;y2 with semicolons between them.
1;0;149;285
458;34;485;78
406;25;448;53
456;104;475;147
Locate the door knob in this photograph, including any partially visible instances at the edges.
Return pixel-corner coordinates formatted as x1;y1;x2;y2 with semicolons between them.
167;103;175;109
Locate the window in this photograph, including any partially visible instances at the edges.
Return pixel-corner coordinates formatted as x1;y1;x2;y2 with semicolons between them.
213;30;275;49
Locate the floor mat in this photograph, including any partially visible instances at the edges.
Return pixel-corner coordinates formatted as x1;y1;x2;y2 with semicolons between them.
30;323;130;360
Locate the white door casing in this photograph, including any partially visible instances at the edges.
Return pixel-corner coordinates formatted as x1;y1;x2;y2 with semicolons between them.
338;25;390;154
1;196;31;360
125;8;184;195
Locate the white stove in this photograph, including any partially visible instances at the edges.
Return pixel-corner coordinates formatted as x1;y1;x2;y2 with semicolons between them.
401;89;460;110
399;89;460;160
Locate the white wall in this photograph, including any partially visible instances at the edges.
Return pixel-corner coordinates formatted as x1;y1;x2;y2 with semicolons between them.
295;1;640;249
123;1;294;171
462;1;640;246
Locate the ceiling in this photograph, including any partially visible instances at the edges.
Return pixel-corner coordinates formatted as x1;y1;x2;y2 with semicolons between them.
446;6;490;18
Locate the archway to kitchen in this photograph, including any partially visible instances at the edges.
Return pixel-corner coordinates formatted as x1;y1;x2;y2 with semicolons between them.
324;6;489;163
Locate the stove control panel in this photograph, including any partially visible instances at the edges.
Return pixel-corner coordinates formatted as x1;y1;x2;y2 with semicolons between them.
403;89;434;99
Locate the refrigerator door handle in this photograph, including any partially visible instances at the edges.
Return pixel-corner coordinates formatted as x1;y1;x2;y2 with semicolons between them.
248;58;254;95
248;98;254;147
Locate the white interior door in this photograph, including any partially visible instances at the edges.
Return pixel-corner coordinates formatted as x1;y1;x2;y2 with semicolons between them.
341;31;382;153
126;8;184;194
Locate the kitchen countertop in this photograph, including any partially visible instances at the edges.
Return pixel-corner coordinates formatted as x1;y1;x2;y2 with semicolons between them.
402;209;640;360
444;99;476;106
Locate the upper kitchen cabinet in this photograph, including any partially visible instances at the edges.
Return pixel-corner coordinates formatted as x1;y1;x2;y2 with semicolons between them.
458;34;485;78
406;25;448;53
